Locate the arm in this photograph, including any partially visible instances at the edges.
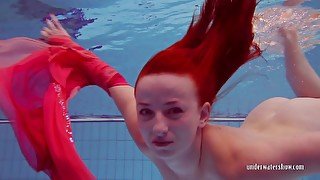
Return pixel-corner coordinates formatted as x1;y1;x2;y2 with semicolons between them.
282;0;305;6
41;15;127;93
280;28;320;98
43;14;148;150
109;86;148;152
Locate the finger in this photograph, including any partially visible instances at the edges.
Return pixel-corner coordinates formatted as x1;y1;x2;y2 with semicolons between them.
50;14;63;29
40;30;50;38
46;19;56;30
42;27;52;34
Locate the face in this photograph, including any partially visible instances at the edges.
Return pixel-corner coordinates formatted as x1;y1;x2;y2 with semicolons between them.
135;74;210;159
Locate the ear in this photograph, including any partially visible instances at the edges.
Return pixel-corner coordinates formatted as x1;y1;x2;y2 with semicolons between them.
199;102;211;128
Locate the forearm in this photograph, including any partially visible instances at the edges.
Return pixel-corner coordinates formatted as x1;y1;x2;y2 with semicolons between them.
47;35;128;93
109;86;136;119
109;86;147;150
284;41;320;98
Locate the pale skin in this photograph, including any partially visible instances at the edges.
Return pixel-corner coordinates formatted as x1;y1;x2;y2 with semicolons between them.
42;10;320;180
282;0;307;6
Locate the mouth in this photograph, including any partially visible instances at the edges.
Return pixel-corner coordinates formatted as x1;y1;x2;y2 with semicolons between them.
152;141;173;147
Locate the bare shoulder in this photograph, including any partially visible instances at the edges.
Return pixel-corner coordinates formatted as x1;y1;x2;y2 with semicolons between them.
200;125;249;178
242;97;320;133
241;97;289;129
246;97;289;119
203;124;320;178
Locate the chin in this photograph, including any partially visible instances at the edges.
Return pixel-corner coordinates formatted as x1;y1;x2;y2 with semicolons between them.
150;145;176;159
154;150;176;160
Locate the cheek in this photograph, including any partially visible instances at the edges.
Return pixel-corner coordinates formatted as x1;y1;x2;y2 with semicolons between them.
184;110;201;127
173;118;198;138
176;113;201;138
138;120;152;137
173;125;197;149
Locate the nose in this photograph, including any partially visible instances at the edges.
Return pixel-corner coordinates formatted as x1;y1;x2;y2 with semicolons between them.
152;113;168;137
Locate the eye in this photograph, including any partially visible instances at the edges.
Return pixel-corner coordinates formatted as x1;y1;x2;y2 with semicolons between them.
167;107;183;114
166;107;184;119
139;108;154;116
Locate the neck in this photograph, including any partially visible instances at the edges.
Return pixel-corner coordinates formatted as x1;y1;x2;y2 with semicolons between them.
165;128;203;178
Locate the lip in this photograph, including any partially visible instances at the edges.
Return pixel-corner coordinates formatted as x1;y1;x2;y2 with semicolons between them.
152;141;173;147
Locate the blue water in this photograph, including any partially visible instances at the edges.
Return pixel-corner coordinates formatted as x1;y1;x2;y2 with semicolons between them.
0;0;319;179
0;0;319;117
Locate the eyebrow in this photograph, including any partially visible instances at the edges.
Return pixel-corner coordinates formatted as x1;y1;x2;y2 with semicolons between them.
137;102;150;106
137;101;179;106
165;101;178;105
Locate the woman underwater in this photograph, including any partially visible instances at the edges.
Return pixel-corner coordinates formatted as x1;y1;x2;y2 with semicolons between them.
0;0;320;179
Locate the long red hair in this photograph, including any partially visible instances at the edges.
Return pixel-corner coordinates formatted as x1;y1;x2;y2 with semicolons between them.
135;0;261;105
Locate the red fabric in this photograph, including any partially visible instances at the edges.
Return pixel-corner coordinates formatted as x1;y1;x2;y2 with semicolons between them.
47;36;129;94
0;36;128;179
136;0;261;105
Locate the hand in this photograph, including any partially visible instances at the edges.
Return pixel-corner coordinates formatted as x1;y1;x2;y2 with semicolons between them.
41;14;70;41
278;27;298;45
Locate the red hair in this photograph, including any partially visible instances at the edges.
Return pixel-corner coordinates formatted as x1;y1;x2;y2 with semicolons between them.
135;0;261;105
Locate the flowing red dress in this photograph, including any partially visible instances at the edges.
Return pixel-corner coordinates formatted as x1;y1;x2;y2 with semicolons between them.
0;35;124;179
